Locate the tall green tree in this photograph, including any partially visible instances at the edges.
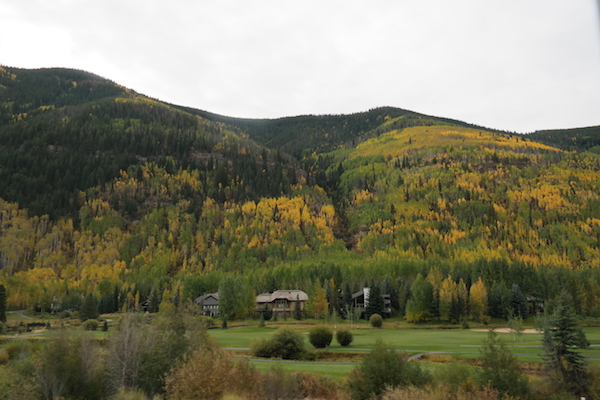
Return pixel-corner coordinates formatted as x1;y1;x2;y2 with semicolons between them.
218;275;254;321
542;292;590;397
509;283;528;319
79;293;99;322
477;329;530;399
342;282;353;318
365;284;384;319
404;274;433;322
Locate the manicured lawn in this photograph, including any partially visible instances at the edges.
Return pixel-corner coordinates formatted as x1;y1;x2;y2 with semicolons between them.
209;324;600;365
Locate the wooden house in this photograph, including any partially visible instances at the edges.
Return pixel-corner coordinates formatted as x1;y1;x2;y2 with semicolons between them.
256;290;308;318
195;292;220;317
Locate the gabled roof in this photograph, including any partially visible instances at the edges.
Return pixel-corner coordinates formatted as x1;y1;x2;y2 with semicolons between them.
256;290;308;303
195;292;219;304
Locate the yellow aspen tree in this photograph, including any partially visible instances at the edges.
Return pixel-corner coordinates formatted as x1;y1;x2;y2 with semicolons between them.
439;276;457;321
309;284;329;319
469;277;488;321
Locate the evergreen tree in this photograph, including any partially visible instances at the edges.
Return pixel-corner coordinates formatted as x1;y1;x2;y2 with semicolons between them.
488;281;510;319
365;284;384;319
342;282;354;318
509;283;528;319
79;293;99;322
293;294;303;320
148;286;160;313
0;284;6;323
542;292;590;397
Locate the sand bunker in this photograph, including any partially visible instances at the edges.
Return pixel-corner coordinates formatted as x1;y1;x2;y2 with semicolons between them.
471;328;540;334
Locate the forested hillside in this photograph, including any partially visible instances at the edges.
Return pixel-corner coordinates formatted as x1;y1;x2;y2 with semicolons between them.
525;125;600;153
0;66;297;218
2;66;600;323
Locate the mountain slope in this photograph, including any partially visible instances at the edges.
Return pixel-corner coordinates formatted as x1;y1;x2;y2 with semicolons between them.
0;66;298;218
525;125;600;152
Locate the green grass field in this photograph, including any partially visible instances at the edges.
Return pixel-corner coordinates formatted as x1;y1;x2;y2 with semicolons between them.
5;312;600;381
209;324;600;367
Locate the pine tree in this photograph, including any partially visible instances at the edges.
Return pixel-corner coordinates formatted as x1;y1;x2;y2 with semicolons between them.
509;283;528;319
542;293;590;397
79;293;99;322
148;286;160;313
365;284;384;319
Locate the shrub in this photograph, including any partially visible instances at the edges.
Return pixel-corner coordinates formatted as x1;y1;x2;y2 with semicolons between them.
348;339;429;400
381;385;501;400
250;327;306;360
0;350;8;365
309;326;333;348
369;313;383;328
82;319;99;331
250;338;276;358
433;361;477;393
198;315;215;329
59;311;71;319
5;341;33;360
336;328;353;346
165;346;232;400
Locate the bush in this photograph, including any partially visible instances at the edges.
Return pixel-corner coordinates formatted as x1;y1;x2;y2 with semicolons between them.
59;311;71;319
309;326;333;348
198;316;215;329
433;361;477;393
369;313;383;328
0;350;8;365
82;319;99;331
250;338;276;359
381;385;501;400
165;346;232;400
336;328;353;346
250;327;306;360
348;339;429;400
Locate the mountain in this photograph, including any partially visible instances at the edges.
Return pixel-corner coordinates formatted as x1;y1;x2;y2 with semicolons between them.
2;66;600;321
0;66;298;219
524;125;600;153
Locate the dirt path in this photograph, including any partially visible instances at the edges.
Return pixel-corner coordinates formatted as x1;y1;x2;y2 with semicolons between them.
7;310;34;320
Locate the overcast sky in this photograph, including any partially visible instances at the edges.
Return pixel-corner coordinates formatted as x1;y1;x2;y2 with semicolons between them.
1;1;599;133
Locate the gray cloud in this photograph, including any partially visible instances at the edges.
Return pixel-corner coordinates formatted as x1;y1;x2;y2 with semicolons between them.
1;0;599;132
